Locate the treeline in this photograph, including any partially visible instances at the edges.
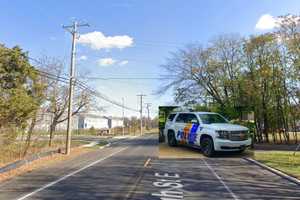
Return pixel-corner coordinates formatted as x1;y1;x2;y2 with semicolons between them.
124;116;158;132
161;15;300;144
0;46;90;155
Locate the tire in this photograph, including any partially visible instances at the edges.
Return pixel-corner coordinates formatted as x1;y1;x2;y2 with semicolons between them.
201;137;215;157
168;131;177;147
159;130;165;143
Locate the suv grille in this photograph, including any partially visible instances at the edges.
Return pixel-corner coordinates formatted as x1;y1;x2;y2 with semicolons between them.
229;131;248;141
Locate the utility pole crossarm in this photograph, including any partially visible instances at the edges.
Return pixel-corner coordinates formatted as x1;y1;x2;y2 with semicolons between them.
63;23;89;34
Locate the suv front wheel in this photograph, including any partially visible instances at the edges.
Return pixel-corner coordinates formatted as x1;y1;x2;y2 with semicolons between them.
201;137;215;157
168;131;177;147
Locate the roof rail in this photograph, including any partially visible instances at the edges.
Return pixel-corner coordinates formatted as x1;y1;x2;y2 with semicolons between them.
173;107;195;112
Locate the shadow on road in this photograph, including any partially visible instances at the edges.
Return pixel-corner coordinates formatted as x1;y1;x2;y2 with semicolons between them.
159;142;253;159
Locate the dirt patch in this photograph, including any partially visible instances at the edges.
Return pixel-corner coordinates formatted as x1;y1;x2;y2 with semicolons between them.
0;146;92;183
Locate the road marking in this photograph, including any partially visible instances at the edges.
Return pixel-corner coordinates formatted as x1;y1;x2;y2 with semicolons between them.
152;172;183;199
202;159;239;200
16;147;128;200
144;158;151;168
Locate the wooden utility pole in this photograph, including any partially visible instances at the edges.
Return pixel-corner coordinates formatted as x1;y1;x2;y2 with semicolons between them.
137;94;146;135
145;103;151;130
63;21;89;155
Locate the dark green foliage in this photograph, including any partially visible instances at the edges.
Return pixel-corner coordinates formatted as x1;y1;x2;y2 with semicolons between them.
0;45;43;128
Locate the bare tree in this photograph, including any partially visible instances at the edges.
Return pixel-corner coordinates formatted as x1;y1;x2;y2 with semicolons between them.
37;56;91;146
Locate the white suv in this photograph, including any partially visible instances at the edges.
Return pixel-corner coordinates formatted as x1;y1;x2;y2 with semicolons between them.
163;111;251;157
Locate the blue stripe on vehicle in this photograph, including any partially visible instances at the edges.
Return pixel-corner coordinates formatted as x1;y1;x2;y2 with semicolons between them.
188;124;199;144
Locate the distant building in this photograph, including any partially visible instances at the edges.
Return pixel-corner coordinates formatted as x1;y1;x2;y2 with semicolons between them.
34;113;78;132
34;112;123;132
78;114;124;130
107;116;124;128
78;114;109;129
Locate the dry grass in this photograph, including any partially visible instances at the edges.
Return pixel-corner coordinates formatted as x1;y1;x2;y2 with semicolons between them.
0;140;87;168
0;146;92;183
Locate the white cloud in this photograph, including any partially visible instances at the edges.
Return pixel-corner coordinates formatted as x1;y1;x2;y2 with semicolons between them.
78;55;87;61
97;58;116;66
78;31;134;50
119;60;129;66
255;14;279;30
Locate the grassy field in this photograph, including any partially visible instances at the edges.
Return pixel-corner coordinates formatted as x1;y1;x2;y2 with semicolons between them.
254;151;300;179
0;140;88;167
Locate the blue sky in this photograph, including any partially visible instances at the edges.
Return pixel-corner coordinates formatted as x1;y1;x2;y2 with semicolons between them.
0;0;299;117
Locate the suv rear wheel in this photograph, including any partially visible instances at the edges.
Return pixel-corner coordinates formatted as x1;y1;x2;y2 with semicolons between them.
201;137;215;157
168;131;177;147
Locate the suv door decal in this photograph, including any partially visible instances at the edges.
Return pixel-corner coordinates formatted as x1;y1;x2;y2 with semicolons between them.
188;123;199;144
177;123;200;145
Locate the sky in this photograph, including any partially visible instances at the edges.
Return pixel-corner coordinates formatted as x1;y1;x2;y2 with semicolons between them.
0;0;299;118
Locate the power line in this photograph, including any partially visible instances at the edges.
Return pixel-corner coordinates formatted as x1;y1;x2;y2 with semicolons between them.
75;79;139;112
134;41;184;47
29;58;139;112
34;70;70;84
78;75;177;80
28;57;71;80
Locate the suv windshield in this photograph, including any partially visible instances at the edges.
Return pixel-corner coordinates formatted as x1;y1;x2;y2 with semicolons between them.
198;114;228;124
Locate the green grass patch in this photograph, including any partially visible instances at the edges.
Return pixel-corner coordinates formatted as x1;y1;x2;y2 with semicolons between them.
254;151;300;179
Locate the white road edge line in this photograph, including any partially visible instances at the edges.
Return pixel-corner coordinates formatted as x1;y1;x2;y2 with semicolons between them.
202;159;239;200
16;147;128;200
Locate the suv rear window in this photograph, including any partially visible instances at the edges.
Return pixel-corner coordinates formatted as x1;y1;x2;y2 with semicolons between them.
167;114;176;121
175;113;187;123
175;113;199;123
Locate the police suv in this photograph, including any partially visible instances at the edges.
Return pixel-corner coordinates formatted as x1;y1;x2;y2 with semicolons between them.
163;111;251;157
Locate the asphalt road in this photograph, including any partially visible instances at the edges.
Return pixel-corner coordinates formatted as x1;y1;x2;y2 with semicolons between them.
0;134;299;200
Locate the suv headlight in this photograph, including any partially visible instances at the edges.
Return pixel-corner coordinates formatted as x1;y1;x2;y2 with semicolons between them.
216;130;230;139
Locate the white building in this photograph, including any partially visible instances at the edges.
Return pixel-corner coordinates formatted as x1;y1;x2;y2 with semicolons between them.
107;117;124;128
34;113;78;132
78;114;124;130
34;112;123;132
78;114;109;129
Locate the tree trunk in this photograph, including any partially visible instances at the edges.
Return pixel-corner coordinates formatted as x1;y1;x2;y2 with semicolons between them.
49;122;56;146
23;116;37;157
